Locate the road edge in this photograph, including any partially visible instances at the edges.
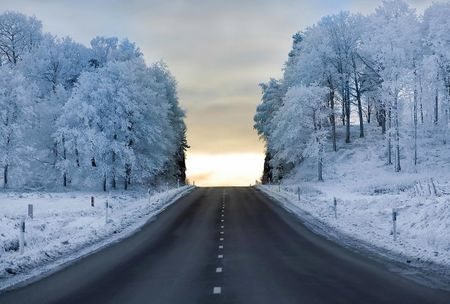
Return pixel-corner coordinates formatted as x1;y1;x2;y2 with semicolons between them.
0;186;196;293
256;185;450;292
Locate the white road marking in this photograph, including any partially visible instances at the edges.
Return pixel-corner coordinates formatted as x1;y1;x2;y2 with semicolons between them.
220;237;224;241
221;214;224;217
220;231;224;234
219;245;223;249
221;225;224;228
213;287;222;294
218;254;223;258
216;267;223;273
221;219;224;222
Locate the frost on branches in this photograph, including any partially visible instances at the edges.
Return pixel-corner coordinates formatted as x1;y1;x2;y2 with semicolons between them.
0;11;188;190
254;0;450;183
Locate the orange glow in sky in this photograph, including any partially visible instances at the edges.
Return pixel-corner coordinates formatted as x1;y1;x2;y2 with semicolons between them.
186;153;265;186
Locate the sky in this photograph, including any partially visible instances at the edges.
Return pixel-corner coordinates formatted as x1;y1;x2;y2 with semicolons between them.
0;0;434;186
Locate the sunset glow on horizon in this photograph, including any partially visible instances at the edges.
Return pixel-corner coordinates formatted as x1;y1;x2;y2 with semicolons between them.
186;153;265;186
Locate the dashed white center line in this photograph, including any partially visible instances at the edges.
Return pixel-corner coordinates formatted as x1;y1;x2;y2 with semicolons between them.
221;219;224;222
218;254;223;258
220;231;224;234
219;245;223;249
213;287;222;294
221;225;224;228
221;214;224;217
220;237;224;241
216;267;223;273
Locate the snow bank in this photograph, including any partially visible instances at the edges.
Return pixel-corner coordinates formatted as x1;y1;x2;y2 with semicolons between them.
259;126;450;286
0;186;193;290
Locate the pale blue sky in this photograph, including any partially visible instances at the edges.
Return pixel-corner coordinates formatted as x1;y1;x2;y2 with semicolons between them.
0;0;434;185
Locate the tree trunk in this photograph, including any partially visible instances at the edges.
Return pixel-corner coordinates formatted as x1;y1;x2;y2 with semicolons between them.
352;57;364;138
387;108;392;165
3;164;8;188
345;81;351;143
341;85;346;126
357;91;364;138
380;107;386;134
414;95;418;168
318;143;323;182
112;173;116;189
434;88;439;125
62;135;67;187
394;95;401;172
329;87;337;152
103;175;107;192
420;103;424;124
124;164;131;190
414;73;418;166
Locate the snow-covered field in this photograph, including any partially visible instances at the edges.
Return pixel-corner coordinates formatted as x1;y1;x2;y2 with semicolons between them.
0;186;193;290
259;126;450;285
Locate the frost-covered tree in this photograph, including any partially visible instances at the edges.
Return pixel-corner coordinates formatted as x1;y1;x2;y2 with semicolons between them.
271;85;329;181
89;36;142;68
255;0;450;184
0;11;187;190
56;58;182;190
362;0;420;171
0;11;42;66
0;67;35;187
148;61;188;185
254;78;284;182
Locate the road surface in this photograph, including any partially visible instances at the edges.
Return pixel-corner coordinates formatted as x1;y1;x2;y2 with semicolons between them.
1;187;449;303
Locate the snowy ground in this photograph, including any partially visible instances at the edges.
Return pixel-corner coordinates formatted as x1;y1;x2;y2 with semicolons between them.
0;186;193;290
259;125;450;287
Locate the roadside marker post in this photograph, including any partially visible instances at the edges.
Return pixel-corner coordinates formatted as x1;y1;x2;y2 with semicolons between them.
28;204;33;219
91;196;95;207
19;219;25;254
177;178;180;188
392;209;397;241
333;198;337;219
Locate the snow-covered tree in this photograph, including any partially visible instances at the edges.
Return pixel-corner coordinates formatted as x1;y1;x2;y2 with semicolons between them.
255;0;450;184
0;67;35;187
271;85;329;181
0;11;187;190
0;11;42;66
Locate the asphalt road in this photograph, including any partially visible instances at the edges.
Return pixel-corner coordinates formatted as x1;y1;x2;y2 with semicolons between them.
1;187;449;304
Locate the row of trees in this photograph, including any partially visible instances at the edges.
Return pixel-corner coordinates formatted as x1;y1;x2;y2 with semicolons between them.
0;11;188;190
254;0;450;182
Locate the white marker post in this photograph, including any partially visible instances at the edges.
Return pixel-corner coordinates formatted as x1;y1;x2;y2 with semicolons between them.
177;178;180;189
19;219;25;254
333;197;337;219
28;204;33;219
392;209;397;241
